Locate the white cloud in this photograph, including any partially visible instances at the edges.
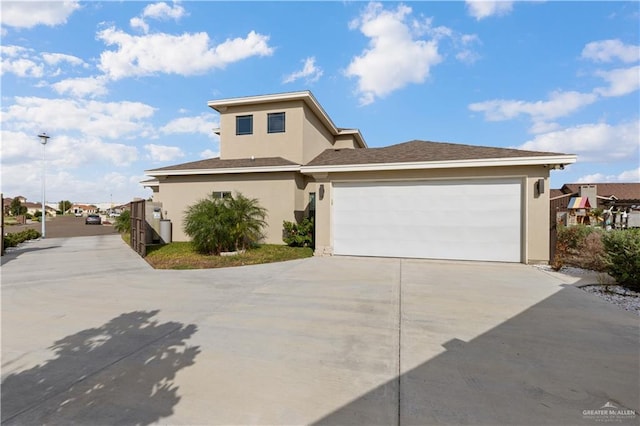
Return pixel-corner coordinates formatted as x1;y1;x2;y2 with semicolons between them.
41;53;86;67
469;90;598;130
144;144;185;162
1;46;88;79
142;2;187;20
2;96;156;139
0;130;138;171
160;114;218;136
200;149;219;159
283;57;323;84
0;1;81;29
465;1;514;20
517;120;640;162
130;17;149;34
576;168;640;183
581;39;640;63
51;76;109;98
0;57;44;78
345;2;442;105
130;2;187;34
594;65;640;97
97;27;273;80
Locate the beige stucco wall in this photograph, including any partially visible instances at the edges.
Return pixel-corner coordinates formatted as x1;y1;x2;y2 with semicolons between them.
311;165;551;264
301;107;337;163
157;172;306;245
217;101;336;165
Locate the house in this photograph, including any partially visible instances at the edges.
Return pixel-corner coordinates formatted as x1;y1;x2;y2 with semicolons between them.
551;183;640;229
144;91;576;264
2;196;57;217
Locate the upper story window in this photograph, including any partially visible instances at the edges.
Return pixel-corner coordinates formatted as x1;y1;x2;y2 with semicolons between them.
236;115;253;135
267;112;285;133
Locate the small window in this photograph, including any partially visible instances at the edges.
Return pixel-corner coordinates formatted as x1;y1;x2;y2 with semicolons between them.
267;112;285;133
212;191;232;199
236;115;253;135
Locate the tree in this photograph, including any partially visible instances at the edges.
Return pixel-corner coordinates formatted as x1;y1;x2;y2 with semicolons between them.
9;198;27;216
183;192;267;255
58;200;72;213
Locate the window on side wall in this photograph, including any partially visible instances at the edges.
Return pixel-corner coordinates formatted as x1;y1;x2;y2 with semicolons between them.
267;112;285;133
236;115;253;135
212;191;232;199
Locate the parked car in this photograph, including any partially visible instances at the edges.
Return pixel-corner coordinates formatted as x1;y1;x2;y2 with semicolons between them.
75;211;83;217
85;214;101;225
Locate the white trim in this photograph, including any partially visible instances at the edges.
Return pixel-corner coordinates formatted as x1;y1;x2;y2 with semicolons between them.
207;91;368;148
146;165;301;177
302;155;576;174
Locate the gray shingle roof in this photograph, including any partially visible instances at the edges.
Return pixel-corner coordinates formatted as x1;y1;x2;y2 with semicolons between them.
147;156;298;172
306;140;570;167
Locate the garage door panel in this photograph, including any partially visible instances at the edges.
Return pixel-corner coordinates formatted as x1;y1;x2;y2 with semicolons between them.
332;179;522;262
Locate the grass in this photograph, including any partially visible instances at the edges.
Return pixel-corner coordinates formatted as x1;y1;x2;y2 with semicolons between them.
144;241;314;269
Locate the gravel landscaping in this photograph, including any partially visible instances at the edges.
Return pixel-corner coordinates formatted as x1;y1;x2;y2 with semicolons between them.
534;264;640;316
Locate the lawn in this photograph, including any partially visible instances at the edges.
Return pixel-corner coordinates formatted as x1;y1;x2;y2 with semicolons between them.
144;241;314;269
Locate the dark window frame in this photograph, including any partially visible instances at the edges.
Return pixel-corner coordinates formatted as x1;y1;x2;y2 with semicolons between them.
236;115;253;135
212;191;232;199
267;112;285;134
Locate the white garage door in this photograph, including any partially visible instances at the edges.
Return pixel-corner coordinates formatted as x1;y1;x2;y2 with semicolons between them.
332;179;522;262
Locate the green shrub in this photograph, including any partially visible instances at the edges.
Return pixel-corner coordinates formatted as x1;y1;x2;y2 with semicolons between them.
283;218;314;247
114;210;131;234
3;229;41;248
602;229;640;291
183;192;267;255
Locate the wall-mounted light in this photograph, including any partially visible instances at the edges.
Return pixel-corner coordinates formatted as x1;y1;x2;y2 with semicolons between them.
319;184;325;200
536;178;545;195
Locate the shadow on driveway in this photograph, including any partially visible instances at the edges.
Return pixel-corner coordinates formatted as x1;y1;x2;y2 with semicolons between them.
313;285;639;426
1;310;200;425
0;245;61;266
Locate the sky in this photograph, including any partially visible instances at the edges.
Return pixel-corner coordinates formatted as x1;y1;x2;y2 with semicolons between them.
1;1;639;205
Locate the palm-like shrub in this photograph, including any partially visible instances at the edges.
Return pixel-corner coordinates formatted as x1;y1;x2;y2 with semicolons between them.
114;210;131;233
183;192;267;254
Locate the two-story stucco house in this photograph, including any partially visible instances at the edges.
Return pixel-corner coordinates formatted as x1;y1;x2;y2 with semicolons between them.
144;91;576;264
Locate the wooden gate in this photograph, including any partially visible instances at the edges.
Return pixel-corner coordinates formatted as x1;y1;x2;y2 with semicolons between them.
130;199;146;257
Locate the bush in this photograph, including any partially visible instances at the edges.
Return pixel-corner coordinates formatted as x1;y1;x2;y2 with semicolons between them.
553;225;605;271
3;229;41;248
283;218;314;247
602;229;640;291
114;210;131;234
183;192;267;255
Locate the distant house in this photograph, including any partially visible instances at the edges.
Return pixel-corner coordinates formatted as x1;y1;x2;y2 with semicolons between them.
2;196;56;217
551;183;640;228
71;204;99;216
144;90;576;264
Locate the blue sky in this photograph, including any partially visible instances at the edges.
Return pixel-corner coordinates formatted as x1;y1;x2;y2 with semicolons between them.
1;1;638;205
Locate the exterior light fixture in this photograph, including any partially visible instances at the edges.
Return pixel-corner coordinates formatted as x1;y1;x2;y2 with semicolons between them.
38;132;50;238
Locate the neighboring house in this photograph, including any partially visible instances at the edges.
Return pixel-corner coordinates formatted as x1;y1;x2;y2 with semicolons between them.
144;91;576;264
71;204;99;216
3;196;57;217
551;183;640;228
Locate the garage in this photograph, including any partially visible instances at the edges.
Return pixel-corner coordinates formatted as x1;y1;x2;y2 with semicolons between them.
332;179;523;262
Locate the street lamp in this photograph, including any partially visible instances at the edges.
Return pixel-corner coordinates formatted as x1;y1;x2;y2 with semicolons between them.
38;132;50;238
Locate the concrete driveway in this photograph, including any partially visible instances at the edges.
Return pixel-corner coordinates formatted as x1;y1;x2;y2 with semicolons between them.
1;235;638;425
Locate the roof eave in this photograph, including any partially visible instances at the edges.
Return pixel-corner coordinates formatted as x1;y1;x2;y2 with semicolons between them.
146;165;301;177
301;155;577;174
